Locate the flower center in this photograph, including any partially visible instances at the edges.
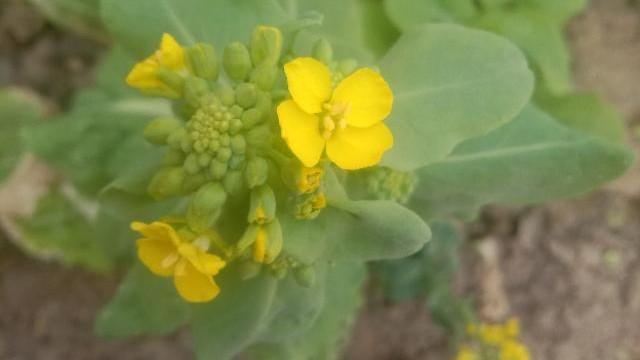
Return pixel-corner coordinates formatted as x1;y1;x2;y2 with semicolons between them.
320;102;350;140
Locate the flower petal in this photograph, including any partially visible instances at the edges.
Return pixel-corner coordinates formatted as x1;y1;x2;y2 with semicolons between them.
326;123;394;170
174;259;220;303
284;57;332;114
137;238;178;277
159;33;185;70
332;68;393;128
277;100;325;167
252;226;267;263
126;58;164;90
131;221;181;246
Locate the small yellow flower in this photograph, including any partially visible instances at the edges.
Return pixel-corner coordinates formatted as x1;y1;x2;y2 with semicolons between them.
277;57;394;170
500;340;531;360
297;166;324;194
131;221;226;303
455;346;478;360
126;33;186;96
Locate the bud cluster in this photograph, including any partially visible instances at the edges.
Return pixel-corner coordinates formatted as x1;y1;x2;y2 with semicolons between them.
365;167;418;204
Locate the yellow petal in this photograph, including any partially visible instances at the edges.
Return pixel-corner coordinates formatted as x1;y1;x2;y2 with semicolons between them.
173;259;220;303
131;221;181;246
126;58;164;90
277;100;325;167
332;68;393;128
326;123;393;170
252;227;267;263
137;238;178;277
159;33;185;70
284;57;332;114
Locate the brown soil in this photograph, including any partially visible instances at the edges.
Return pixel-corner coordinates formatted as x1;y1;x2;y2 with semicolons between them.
1;0;640;359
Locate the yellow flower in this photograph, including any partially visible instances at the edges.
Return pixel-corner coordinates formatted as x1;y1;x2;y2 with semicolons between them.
126;33;186;97
455;346;478;360
277;57;394;170
500;340;531;360
297;166;324;194
131;221;226;303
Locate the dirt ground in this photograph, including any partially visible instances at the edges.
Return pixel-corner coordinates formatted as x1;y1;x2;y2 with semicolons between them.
1;0;640;359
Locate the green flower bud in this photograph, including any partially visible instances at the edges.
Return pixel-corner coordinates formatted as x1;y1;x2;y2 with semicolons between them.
214;83;236;106
235;83;258;108
148;166;185;200
264;219;283;264
229;105;243;118
230;134;246;154
250;25;282;66
246;157;269;188
236;224;259;254
197;153;212;167
182;172;207;193
183;76;210;108
167;127;187;149
228;154;245;170
155;68;184;98
180;135;192;153
312;38;333;64
245;124;272;146
209;160;228;180
229;118;243;134
183;153;201;174
163;148;185;166
338;59;358;76
248;185;276;224
250;64;278;91
187;182;227;232
254;92;272;118
216;147;232;162
293;265;316;288
223;42;252;81
238;259;262;280
143;117;182;145
241;108;262;128
185;43;219;80
223;170;244;195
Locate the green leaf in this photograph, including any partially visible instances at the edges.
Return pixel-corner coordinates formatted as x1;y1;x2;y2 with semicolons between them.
191;268;278;360
379;24;534;170
358;0;401;58
0;89;44;183
16;189;113;272
474;6;573;95
247;262;366;360
411;105;634;219
383;0;453;31
95;264;190;338
526;0;588;22
101;0;291;59
537;92;626;144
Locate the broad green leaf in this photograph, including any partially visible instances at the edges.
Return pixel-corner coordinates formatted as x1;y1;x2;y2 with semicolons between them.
95;264;190;338
411;105;634;219
280;213;327;264
28;0;107;41
474;7;573;95
101;0;291;59
537;92;626;144
0;89;44;183
16;189;113;272
383;0;452;31
379;24;534;170
247;262;366;360
358;0;401;58
191;269;278;360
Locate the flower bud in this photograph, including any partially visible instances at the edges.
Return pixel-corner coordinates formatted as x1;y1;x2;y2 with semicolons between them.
148;166;185;199
250;26;282;66
230;134;246;154
143;117;182;145
245;157;269;188
338;59;358;76
182;172;208;193
245;124;272;146
223;42;252;81
248;185;276;224
223;170;244;195
214;83;236;106
163;148;185;166
239;259;262;280
183;153;201;174
282;161;323;194
209;159;228;180
295;192;326;220
187;182;227;232
183;76;210;108
155;68;184;98
312;38;333;64
264;219;283;264
185;43;219;80
237;224;259;254
293;265;316;288
250;64;278;90
235;83;258;108
167;128;187;149
241;108;262;128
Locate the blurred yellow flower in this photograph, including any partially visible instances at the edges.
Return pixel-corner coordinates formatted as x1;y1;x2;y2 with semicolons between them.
455;318;530;360
126;33;186;97
131;221;226;303
277;57;394;170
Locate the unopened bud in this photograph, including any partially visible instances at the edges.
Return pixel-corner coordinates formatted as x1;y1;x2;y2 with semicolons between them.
250;64;278;90
246;157;269;188
209;160;228;180
245;124;272;146
187;182;227;232
312;38;333;64
241;108;263;128
338;59;358;76
264;219;283;264
163;148;185;166
183;76;210;108
223;42;252;81
237;224;259;254
214;83;236;106
185;43;219;80
148;166;185;199
250;26;282;66
167;128;187;149
248;185;276;224
293;265;316;287
143;117;182;145
230;134;246;154
155;68;184;98
235;83;258;108
183;153;201;174
223;170;244;195
182;173;207;193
